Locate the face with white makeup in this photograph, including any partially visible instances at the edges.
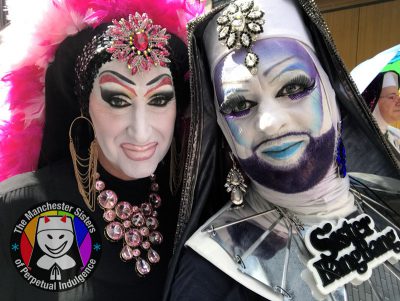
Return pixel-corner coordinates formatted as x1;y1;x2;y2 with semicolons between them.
378;86;400;124
89;61;176;180
214;38;336;193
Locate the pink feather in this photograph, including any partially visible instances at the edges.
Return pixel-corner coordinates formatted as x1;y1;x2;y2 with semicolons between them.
0;66;45;181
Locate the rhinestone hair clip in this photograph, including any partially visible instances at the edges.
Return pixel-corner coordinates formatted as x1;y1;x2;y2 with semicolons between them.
217;0;265;75
105;12;171;75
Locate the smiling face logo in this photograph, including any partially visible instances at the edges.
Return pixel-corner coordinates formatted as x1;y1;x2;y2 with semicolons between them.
37;216;74;258
37;229;74;257
10;201;101;291
35;216;77;280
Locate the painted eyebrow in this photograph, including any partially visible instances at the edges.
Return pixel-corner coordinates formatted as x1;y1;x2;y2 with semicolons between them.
265;56;297;82
99;70;136;85
144;77;173;97
224;88;249;95
222;79;251;85
99;73;137;97
220;56;297;85
146;73;172;86
220;89;249;107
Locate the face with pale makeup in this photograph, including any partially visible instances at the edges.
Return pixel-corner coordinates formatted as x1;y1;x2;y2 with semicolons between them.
89;61;176;180
214;38;336;193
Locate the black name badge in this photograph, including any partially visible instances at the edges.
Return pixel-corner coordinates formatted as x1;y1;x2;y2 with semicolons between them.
304;213;400;296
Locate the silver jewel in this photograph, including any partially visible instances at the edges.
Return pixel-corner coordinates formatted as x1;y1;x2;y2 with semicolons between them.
240;33;251;48
245;52;259;75
216;0;265;74
218;26;230;40
227;32;237;49
224;153;247;206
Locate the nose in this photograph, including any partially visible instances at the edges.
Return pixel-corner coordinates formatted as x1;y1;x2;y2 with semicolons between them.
126;105;152;143
256;100;288;134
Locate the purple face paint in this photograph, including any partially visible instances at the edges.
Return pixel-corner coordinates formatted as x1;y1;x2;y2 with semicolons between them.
239;126;335;193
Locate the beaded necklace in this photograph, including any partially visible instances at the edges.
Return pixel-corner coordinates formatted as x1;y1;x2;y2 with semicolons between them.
95;173;163;276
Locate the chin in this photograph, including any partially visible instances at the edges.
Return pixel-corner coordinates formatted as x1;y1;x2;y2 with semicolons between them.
121;163;158;180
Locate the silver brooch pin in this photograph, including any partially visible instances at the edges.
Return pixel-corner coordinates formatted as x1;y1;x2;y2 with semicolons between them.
216;0;265;75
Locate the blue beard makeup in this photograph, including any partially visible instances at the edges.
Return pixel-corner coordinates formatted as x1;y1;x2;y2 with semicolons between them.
238;126;336;193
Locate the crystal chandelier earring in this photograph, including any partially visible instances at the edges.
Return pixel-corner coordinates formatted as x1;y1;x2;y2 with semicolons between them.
224;152;247;206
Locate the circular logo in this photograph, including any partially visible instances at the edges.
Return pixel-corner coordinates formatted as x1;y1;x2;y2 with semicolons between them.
10;201;102;291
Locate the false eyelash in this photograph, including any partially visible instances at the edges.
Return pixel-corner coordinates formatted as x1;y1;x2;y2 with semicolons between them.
100;88;131;108
220;94;247;114
220;94;256;118
287;74;314;87
277;75;316;100
148;91;175;106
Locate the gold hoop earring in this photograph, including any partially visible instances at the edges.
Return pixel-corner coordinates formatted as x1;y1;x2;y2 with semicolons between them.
69;116;98;212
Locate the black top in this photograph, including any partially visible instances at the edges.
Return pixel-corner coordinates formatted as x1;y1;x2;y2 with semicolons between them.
0;160;178;301
170;248;267;301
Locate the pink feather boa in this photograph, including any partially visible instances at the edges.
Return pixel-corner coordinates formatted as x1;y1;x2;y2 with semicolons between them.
0;0;204;181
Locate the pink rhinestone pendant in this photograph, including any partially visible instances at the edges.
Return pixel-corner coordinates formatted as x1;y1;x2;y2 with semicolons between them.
136;257;151;276
140;227;150;237
132;32;149;51
95;180;105;191
132;248;141;257
146;217;159;230
149;193;161;208
115;201;133;220
125;228;142;247
131;213;145;227
141;203;153;216
147;248;160;264
142;241;151;250
105;221;124;241
150;182;159;192
149;231;163;245
123;220;132;228
103;209;116;222
120;245;134;261
98;190;118;209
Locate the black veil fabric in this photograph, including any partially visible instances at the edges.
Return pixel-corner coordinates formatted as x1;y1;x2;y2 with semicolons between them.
162;1;400;299
38;25;106;168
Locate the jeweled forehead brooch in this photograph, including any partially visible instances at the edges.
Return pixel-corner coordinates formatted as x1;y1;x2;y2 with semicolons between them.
105;13;171;75
217;0;265;75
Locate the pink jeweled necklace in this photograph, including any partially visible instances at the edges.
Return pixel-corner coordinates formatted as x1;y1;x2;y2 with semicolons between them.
95;173;163;276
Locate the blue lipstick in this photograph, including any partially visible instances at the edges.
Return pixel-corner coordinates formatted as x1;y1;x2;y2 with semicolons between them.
262;141;304;160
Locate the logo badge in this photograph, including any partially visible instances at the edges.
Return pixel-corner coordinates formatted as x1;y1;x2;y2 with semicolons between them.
303;214;400;296
10;201;102;291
